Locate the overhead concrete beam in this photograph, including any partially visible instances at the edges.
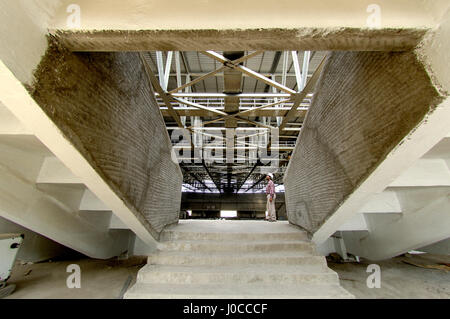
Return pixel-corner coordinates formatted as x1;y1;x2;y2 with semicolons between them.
48;0;450;51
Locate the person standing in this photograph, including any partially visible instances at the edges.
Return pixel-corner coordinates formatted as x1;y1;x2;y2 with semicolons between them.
265;173;276;222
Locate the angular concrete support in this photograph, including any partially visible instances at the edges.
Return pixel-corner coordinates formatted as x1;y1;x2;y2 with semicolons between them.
284;50;445;237
0;42;182;250
26;41;183;241
308;9;450;245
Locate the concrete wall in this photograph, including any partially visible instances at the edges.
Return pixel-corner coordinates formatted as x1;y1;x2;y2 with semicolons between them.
28;40;182;239
284;51;444;233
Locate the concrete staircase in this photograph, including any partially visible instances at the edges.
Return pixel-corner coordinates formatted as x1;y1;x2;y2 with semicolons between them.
125;220;354;299
0;101;151;259
327;134;450;260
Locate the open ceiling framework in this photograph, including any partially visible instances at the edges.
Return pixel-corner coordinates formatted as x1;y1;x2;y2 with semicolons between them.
140;50;327;194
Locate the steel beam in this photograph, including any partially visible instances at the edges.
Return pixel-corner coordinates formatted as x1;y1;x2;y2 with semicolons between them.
158;93;293;98
201;51;296;94
279;55;327;131
155;51;165;88
163;51;173;91
169;51;263;94
180;164;212;192
301;51;311;90
291;51;302;90
237;160;260;192
172;97;228;117
140;53;184;128
201;160;222;192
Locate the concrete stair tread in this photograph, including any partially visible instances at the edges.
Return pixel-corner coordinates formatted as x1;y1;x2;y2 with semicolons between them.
151;250;318;258
165;220;305;234
161;230;308;241
139;264;334;274
158;239;312;246
147;250;325;266
125;282;354;299
157;240;315;253
163;230;307;235
160;239;312;246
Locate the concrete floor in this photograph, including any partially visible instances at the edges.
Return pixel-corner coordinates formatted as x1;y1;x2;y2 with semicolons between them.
5;256;146;299
328;256;450;299
6;254;448;299
6;255;449;299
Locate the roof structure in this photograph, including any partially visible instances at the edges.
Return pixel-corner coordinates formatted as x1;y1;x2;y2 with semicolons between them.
141;51;327;193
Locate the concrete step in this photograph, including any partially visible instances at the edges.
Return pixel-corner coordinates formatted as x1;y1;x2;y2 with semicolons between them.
389;158;450;187
125;220;353;298
148;250;325;266
124;282;354;299
358;190;402;214
109;214;130;230
136;264;339;285
36;156;83;184
79;189;110;211
157;240;315;253
160;229;308;241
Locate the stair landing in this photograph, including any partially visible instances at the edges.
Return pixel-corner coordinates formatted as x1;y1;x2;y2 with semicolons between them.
125;220;354;299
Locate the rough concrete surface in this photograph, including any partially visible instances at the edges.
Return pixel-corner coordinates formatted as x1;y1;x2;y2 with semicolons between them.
125;220;353;299
5;256;146;299
328;256;450;299
28;39;182;239
284;51;444;233
52;28;429;52
5;252;448;299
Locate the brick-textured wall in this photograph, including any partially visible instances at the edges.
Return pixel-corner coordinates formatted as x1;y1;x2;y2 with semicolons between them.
284;51;443;233
29;40;182;239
